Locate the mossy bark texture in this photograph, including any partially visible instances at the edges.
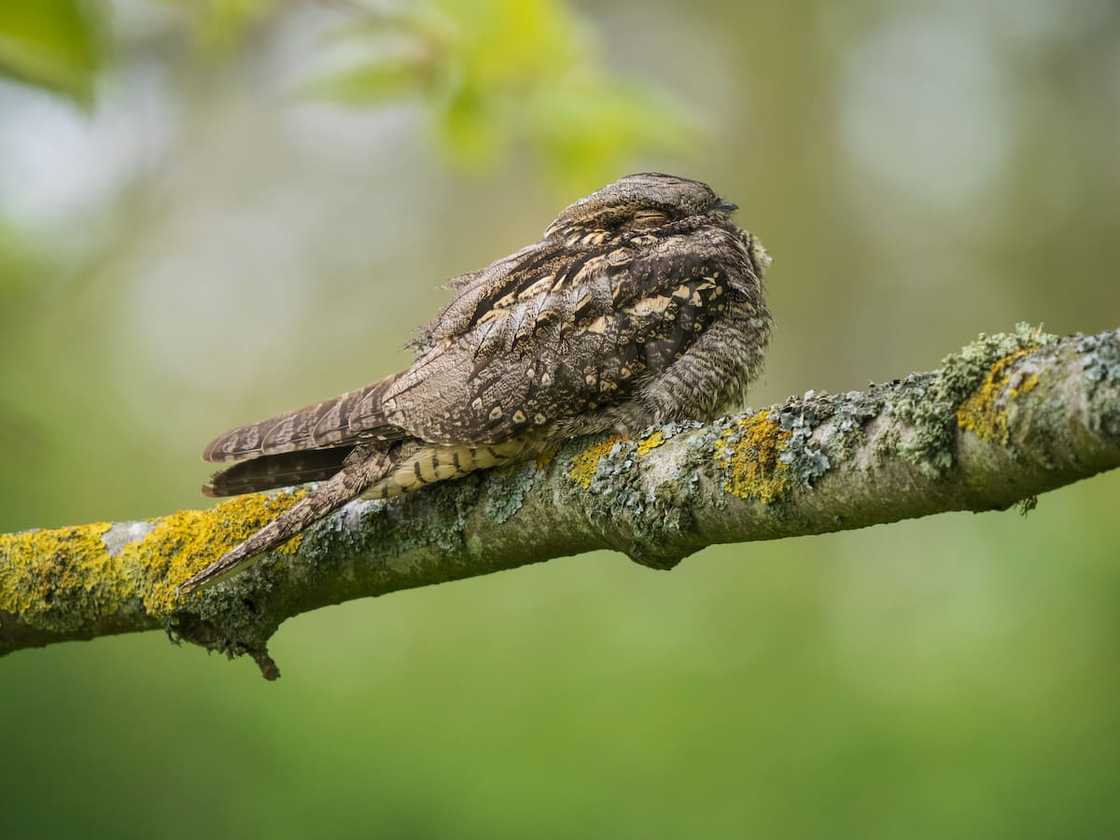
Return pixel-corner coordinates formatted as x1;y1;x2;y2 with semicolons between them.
2;326;1118;678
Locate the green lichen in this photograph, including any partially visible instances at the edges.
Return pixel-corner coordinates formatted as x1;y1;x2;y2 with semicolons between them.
773;395;839;486
875;425;901;462
484;461;541;524
890;323;1056;475
1077;329;1120;440
564;430;694;568
1078;330;1120;389
825;389;885;461
299;478;471;571
557;426;702;568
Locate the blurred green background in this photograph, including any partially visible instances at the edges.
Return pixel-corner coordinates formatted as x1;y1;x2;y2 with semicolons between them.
2;1;1119;837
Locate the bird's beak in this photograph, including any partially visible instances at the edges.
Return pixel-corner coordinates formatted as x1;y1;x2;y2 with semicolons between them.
717;200;738;213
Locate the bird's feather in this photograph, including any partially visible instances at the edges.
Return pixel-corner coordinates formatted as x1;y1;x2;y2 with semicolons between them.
188;173;772;592
203;446;355;497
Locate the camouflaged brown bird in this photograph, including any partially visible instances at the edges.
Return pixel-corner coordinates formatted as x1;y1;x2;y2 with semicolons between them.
180;173;772;592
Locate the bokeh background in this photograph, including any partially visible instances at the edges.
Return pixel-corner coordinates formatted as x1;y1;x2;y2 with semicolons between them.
2;1;1119;837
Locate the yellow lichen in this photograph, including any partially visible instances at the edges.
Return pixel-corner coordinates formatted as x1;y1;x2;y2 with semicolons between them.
636;430;665;457
534;444;559;471
567;436;624;489
0;521;123;631
714;410;792;504
130;490;308;616
1011;372;1039;398
956;349;1040;444
0;491;310;630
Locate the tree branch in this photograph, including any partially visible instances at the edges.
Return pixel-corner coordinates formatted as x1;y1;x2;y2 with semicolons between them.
2;325;1118;678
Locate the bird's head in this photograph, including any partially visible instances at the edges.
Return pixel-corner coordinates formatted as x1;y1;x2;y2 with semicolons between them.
546;172;738;240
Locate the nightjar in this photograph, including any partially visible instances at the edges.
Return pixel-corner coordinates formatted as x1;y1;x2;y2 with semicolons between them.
181;173;772;592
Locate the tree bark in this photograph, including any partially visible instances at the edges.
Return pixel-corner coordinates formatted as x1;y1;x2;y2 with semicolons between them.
2;325;1118;678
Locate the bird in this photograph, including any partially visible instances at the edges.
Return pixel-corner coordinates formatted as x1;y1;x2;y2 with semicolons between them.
179;173;772;593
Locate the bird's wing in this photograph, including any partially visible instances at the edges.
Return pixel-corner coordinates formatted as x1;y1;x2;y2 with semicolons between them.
202;374;406;463
368;225;741;445
199;241;561;464
203;224;745;467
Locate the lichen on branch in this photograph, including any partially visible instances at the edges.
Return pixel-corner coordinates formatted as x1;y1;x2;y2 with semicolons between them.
1;325;1118;678
0;492;307;638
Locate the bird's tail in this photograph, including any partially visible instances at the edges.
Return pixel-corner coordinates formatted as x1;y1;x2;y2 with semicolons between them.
182;437;545;594
203;446;355;497
180;446;393;594
202;375;402;463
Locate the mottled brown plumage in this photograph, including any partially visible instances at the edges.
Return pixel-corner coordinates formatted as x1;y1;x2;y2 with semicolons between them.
181;173;772;592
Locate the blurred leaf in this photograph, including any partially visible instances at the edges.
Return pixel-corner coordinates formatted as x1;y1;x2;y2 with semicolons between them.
436;80;505;167
167;0;278;51
0;0;104;106
324;3;454;45
443;0;583;86
303;0;696;191
301;54;433;105
528;82;697;192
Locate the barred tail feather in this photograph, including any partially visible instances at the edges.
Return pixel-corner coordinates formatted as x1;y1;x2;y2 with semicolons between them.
181;446;394;593
202;375;402;463
203;446;355;497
